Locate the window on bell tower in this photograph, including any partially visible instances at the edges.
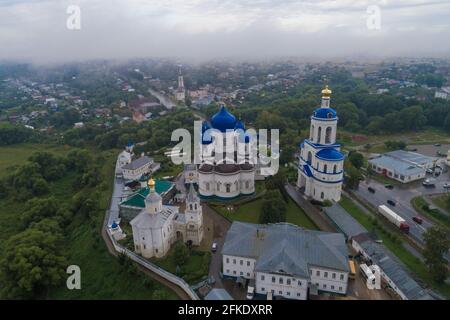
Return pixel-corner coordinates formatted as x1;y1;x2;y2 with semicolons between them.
325;127;332;144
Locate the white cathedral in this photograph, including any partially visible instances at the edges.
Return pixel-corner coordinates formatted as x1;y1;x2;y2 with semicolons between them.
131;178;203;259
297;85;345;202
196;105;256;200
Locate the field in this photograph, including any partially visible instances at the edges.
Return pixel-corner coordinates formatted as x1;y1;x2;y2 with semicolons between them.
341;128;450;152
341;195;450;299
0;143;178;299
211;196;318;230
0;143;73;178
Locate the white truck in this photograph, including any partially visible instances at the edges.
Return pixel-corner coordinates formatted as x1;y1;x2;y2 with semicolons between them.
377;205;410;233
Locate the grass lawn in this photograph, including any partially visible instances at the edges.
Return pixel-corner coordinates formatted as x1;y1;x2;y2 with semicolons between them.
211;196;317;230
341;195;450;299
430;194;450;212
0;143;72;178
341;128;450;149
151;248;211;285
0;144;178;299
366;173;400;186
411;196;450;232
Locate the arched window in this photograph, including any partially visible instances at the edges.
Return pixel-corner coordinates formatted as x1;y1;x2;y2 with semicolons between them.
194;204;197;210
317;126;322;144
226;184;231;193
333;165;337;173
206;182;210;191
325;127;332;144
310;125;315;141
189;204;193;210
307;151;312;165
321;192;324;199
323;164;328;173
245;181;250;189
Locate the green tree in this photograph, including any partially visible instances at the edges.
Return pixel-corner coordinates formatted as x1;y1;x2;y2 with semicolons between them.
259;190;287;224
423;226;450;283
21;197;60;228
349;151;364;169
0;228;67;298
173;242;190;266
345;161;362;190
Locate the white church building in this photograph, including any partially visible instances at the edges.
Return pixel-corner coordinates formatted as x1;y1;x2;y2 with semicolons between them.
297;85;345;202
196;104;256;200
131;178;203;259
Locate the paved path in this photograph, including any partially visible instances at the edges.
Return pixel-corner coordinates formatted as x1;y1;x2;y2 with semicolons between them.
204;205;231;290
285;184;337;232
148;88;176;110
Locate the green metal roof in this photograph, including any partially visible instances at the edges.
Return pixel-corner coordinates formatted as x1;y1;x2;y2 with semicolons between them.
121;180;173;209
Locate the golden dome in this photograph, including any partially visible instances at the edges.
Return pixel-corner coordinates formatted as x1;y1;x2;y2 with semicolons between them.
148;177;155;188
321;85;332;97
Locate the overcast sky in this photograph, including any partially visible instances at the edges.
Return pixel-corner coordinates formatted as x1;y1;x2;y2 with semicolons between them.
1;0;450;64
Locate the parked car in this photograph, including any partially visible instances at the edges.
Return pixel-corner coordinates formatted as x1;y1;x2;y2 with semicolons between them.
384;184;394;190
368;187;376;193
426;168;433;174
434;143;441;147
246;280;255;300
443;183;450;189
387;199;396;206
413;216;423;224
211;242;218;253
423;178;436;187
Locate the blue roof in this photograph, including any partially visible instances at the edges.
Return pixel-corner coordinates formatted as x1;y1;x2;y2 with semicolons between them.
201;121;211;133
111;222;118;229
316;148;344;161
303;164;313;177
211;105;237;132
312;107;337;119
234;120;245;130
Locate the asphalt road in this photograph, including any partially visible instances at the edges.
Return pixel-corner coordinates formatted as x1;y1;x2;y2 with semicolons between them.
148;88;176;110
356;174;450;262
204;205;231;291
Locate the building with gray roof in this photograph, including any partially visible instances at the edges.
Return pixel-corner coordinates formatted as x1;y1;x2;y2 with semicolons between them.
352;233;434;300
323;204;367;239
122;155;159;181
368;150;436;183
222;221;350;300
204;288;233;300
